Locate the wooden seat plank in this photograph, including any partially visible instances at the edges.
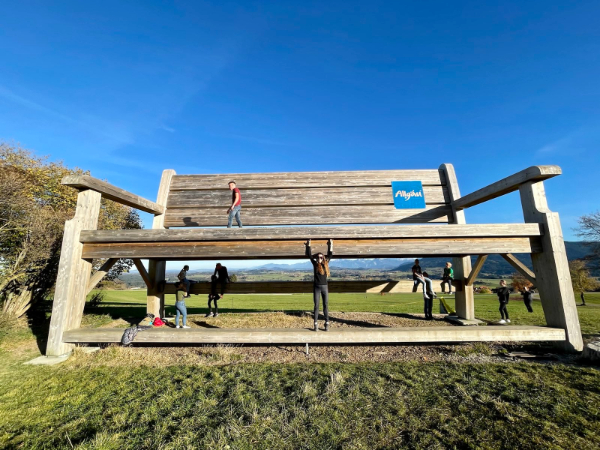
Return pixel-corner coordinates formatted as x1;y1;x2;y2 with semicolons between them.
167;186;449;208
170;169;446;190
82;237;542;259
80;224;543;243
62;326;566;344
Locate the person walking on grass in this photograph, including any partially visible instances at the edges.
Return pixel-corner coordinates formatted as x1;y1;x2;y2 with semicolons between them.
441;262;454;294
496;280;511;324
227;180;243;228
174;282;190;329
305;238;333;332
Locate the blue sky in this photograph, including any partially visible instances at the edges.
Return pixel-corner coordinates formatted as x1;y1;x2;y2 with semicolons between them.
1;1;599;270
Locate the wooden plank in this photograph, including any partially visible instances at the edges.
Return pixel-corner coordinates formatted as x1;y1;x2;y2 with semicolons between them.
62;326;566;345
47;190;102;357
80;224;543;244
500;254;536;285
147;169;175;318
82;237;542;260
440;163;475;320
520;181;583;352
167;186;449;208
62;175;164;214
465;255;488;286
164;205;451;227
170;169;447;190
162;280;391;295
453;166;562;211
132;259;151;288
86;258;118;294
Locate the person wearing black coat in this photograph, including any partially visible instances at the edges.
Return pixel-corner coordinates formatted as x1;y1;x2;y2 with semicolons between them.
496;280;511;324
305;239;333;332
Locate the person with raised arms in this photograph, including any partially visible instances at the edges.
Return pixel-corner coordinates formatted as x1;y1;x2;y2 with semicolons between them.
305;239;333;332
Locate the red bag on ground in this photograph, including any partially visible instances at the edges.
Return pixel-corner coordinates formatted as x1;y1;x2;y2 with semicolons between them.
152;318;165;327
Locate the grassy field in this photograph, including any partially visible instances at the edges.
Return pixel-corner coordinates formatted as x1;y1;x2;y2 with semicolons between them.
0;291;599;449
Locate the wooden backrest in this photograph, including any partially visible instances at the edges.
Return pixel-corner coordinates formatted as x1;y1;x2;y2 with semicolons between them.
164;169;451;227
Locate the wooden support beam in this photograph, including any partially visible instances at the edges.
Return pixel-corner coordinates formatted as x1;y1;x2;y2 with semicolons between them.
62;175;165;214
466;255;488;286
132;259;151;288
47;190;102;356
500;254;536;285
440;163;474;320
453;165;561;211
86;258;118;294
520;181;583;352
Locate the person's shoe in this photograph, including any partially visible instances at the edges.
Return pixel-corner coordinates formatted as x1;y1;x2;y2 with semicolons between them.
324;322;330;331
182;325;190;329
313;322;318;332
205;312;212;318
176;325;180;328
506;319;511;323
214;313;219;317
498;319;506;324
449;292;453;295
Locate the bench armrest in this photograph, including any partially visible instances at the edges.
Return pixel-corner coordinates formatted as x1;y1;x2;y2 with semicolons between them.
62;175;165;215
453;165;561;210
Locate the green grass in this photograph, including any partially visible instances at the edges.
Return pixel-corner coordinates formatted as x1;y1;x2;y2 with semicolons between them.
1;356;599;449
91;290;600;338
1;291;599;448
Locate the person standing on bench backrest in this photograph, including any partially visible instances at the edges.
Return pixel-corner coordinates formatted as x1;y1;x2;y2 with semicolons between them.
305;239;333;332
212;263;231;297
227;180;243;228
177;265;192;298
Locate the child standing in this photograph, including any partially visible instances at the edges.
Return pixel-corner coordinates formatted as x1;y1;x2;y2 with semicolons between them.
441;262;454;294
520;286;534;313
496;280;511;324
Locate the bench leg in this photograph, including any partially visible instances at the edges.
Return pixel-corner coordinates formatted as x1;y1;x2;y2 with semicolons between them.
453;256;475;320
47;190;101;356
147;259;165;318
520;182;583;352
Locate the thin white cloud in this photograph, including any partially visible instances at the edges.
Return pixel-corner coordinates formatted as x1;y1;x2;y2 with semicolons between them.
536;123;600;156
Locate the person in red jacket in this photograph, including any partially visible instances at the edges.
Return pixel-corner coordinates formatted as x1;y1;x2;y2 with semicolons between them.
227;180;243;228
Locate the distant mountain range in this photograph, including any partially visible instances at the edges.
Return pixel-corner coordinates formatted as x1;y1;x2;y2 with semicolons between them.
254;258;407;271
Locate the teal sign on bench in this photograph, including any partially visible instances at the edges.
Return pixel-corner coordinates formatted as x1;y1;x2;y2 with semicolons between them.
391;181;426;209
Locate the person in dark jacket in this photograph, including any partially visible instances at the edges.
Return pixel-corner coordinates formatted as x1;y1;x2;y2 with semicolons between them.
420;271;437;320
305;239;333;332
496;280;511;324
212;263;231;297
520;286;534;313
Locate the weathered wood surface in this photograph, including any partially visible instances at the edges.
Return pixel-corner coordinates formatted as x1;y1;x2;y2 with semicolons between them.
466;255;488;286
163;280;391;294
170;169;447;190
500;254;536;285
80;223;543;243
167;186;449;208
164;204;451;227
520;181;583;352
147;169;175;318
47;190;102;356
441;164;475;320
62;325;566;345
86;258;118;295
82;237;542;259
62;175;164;214
132;259;151;288
453;165;562;211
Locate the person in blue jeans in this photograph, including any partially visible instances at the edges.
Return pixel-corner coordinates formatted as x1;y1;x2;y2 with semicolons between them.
227;180;243;228
174;282;190;329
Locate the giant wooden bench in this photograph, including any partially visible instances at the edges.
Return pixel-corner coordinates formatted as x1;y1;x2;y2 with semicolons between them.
46;165;583;356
